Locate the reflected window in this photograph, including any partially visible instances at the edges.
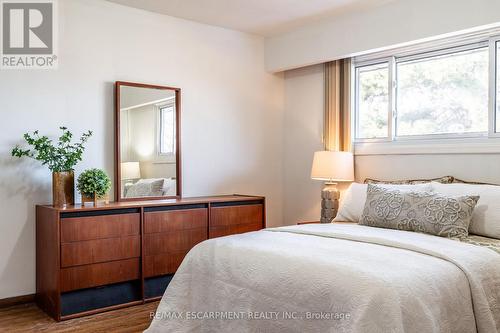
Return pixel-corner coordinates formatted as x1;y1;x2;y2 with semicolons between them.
159;105;176;155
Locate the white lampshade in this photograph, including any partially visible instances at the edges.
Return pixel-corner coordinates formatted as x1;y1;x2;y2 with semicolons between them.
121;162;141;180
311;151;354;182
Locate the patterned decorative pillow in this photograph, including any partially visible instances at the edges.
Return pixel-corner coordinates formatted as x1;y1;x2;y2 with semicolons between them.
364;176;454;185
359;184;479;238
125;178;164;198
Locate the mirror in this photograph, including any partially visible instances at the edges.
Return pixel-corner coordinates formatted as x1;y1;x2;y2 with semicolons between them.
115;81;181;201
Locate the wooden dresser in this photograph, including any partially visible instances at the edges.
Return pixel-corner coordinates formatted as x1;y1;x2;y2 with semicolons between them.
36;195;265;321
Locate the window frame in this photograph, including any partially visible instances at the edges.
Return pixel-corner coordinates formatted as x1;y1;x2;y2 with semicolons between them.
353;32;500;148
157;102;176;157
354;59;392;142
490;37;500;137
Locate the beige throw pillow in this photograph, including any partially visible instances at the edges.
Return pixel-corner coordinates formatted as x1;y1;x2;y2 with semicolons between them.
364;175;454;185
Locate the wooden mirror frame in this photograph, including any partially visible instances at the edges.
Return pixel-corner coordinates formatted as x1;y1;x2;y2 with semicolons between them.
115;81;182;201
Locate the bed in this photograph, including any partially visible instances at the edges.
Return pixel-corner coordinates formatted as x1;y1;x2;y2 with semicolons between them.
146;223;500;333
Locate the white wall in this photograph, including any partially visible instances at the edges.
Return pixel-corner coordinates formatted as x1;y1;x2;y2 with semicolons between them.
283;64;353;225
283;65;324;224
0;0;284;299
266;0;500;71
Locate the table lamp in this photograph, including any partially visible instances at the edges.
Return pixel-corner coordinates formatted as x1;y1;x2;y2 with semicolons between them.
311;151;354;223
121;162;141;182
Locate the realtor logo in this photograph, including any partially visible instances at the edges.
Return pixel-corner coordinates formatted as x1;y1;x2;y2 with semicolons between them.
1;0;58;69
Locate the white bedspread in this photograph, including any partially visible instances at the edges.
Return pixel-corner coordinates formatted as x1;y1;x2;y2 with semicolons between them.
146;224;500;333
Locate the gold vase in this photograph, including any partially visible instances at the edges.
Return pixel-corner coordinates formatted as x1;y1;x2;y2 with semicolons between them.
52;171;75;208
81;193;97;206
82;192;110;206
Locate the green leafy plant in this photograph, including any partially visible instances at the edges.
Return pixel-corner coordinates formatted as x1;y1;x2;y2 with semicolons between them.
77;168;111;198
11;127;92;172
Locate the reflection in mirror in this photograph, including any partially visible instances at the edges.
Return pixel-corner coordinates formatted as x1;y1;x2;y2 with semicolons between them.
118;84;179;200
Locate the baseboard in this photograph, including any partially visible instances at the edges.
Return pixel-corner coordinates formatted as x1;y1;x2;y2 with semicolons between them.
0;294;35;308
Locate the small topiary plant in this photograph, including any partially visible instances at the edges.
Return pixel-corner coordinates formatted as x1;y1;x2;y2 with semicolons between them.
77;168;111;199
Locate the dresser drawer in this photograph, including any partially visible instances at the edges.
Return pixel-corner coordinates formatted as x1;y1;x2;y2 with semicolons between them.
61;236;140;268
144;253;187;277
210;204;263;227
60;258;140;292
209;204;263;238
61;213;140;242
144;228;206;256
144;208;208;234
209;222;263;238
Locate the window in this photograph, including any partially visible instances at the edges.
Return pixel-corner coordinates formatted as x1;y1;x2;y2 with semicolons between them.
159;105;176;155
356;63;389;139
396;48;489;136
354;33;500;146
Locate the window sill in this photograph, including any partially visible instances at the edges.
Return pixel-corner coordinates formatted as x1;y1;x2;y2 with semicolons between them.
152;161;176;165
354;137;500;155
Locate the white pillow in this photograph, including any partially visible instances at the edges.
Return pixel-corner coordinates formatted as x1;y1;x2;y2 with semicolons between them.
136;178;173;195
125;178;164;198
333;182;433;223
432;182;500;239
160;178;172;195
162;178;177;196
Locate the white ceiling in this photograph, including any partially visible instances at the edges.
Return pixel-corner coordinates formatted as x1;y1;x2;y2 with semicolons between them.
106;0;394;36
